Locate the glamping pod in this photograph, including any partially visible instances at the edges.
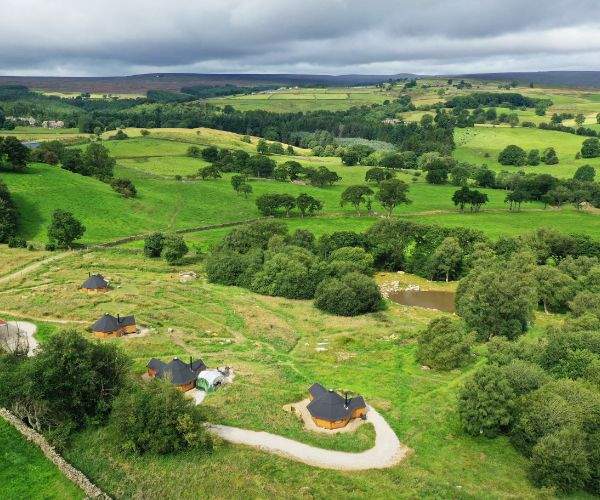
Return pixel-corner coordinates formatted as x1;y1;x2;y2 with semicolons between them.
307;383;367;430
90;313;136;338
196;369;225;392
81;273;109;292
146;357;207;392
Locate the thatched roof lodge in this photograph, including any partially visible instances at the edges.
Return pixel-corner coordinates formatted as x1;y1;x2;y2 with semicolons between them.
81;273;109;292
307;383;367;430
91;313;136;338
146;357;207;392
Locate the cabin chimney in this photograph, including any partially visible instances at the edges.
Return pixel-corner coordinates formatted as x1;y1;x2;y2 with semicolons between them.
117;313;120;323
345;392;349;406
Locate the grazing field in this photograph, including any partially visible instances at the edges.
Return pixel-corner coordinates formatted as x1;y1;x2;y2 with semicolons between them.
0;126;89;142
3;129;600;246
0;247;552;499
207;87;396;112
0;246;49;276
0;419;84;499
100;128;311;156
454;126;593;178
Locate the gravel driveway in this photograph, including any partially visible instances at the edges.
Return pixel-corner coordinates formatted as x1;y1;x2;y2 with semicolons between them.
207;405;409;471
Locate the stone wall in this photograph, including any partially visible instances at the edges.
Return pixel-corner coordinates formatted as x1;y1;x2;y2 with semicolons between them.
0;408;110;499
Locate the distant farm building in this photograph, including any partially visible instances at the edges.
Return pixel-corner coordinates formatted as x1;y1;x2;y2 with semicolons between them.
146;357;207;392
7;116;37;126
307;383;367;430
90;313;136;338
80;273;109;292
42;120;65;129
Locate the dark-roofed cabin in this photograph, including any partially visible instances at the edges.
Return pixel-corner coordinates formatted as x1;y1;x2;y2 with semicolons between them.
81;273;109;293
91;313;136;338
146;356;207;392
307;383;367;430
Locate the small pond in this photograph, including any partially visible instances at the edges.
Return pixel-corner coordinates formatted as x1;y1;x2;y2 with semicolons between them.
387;290;456;313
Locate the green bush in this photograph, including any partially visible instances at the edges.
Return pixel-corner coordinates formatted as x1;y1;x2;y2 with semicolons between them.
7;236;27;248
498;145;527;166
219;220;288;254
458;365;516;437
456;252;537;341
143;232;165;258
162;235;189;264
511;379;600;455
110;381;212;455
314;272;382;316
581;138;600;159
251;247;323;299
28;330;130;429
499;360;549;396
586;431;600;494
416;317;472;370
327;246;374;277
47;209;85;249
205;251;248;286
110;177;137;198
529;427;590;493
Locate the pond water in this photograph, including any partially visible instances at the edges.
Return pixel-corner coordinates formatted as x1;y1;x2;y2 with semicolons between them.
387;290;456;313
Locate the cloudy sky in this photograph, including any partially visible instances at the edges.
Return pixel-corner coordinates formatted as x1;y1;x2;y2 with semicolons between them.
2;0;600;76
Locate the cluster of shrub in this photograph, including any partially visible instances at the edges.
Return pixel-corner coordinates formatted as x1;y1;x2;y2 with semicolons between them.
205;220;383;316
0;135;29;171
256;138;295;156
29;140;136;198
0;330;212;456
503;166;600;210
498;144;559;166
188;145;342;189
206;219;492;314
143;232;189;264
421;234;600;495
255;192;323;217
539;121;600;138
445;92;544;110
146;85;279;104
426;152;600;211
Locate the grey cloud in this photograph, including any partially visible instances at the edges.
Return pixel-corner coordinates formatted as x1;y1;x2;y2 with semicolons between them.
1;0;600;75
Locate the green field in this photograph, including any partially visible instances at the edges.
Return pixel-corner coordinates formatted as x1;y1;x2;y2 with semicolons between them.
454;126;596;178
0;419;84;499
208;87;397;112
3;129;600;246
0;126;89;142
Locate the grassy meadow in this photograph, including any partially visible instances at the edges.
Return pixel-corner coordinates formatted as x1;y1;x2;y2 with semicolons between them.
454;126;595;178
207;87;397;112
1;247;560;499
0;419;84;499
2;126;600;247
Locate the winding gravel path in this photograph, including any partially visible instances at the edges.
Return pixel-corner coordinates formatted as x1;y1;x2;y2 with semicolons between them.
207;405;409;471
